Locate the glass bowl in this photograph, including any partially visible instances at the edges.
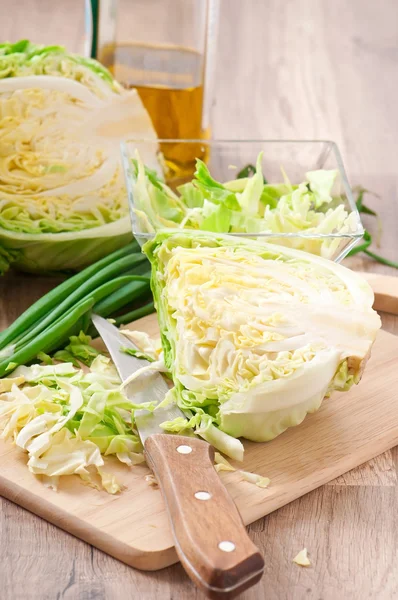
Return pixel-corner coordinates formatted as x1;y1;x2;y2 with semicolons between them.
121;139;364;261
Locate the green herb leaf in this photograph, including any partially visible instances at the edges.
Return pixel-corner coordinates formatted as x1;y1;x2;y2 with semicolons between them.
355;187;380;214
237;164;268;184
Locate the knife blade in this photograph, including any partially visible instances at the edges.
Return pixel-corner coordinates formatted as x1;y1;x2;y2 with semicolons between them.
92;313;264;598
91;313;186;443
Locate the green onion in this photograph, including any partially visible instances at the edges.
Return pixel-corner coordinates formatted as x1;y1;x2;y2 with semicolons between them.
12;255;148;351
363;249;398;269
93;276;151;316
113;302;155;327
13;272;149;351
349;188;396;268
0;243;154;375
0;297;96;377
0;241;140;350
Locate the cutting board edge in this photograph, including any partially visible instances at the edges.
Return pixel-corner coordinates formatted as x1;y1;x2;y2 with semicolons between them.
0;472;178;571
2;426;398;572
240;430;398;526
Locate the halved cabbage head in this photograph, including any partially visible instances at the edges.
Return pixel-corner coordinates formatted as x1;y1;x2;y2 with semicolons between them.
144;231;381;443
0;41;156;273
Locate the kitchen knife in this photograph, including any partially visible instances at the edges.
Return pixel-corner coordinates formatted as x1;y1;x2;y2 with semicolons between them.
92;313;264;598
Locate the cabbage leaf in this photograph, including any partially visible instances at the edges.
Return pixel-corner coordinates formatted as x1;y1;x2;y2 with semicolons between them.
0;352;144;492
0;41;157;273
144;230;380;446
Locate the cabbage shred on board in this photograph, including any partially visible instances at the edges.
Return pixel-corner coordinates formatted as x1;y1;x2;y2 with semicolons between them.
144;230;380;456
0;40;156;273
0;354;145;493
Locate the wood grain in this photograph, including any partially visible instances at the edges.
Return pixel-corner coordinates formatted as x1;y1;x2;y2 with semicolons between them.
1;313;398;584
1;0;398;598
144;434;264;598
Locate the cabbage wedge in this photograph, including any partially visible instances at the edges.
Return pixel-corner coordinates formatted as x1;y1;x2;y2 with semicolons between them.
0;40;156;273
144;231;380;443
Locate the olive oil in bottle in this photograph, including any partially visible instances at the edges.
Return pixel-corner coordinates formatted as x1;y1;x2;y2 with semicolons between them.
99;42;209;177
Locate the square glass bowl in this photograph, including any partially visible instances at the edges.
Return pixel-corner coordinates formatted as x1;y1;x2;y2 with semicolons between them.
121;139;364;261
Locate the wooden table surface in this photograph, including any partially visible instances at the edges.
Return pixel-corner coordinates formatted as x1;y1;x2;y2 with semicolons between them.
1;1;398;598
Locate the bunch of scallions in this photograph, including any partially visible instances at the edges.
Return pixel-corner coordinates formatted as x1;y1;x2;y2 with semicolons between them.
0;242;154;377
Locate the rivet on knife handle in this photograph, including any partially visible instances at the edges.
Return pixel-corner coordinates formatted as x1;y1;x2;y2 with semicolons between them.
144;434;265;599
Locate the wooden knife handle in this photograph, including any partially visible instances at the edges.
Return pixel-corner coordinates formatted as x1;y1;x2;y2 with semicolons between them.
144;434;264;599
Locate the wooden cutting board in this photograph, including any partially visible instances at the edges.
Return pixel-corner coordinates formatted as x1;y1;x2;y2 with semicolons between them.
358;271;398;315
1;278;398;571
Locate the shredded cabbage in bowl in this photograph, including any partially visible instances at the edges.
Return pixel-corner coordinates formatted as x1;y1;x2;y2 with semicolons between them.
130;152;362;260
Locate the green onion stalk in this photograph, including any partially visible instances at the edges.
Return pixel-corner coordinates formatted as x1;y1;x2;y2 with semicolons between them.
0;241;154;376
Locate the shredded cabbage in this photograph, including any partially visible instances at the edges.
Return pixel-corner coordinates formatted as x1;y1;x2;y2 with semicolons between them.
293;548;311;567
131;154;361;259
0;41;157;273
214;452;235;472
0;356;144;492
144;230;380;447
240;471;271;488
119;330;163;362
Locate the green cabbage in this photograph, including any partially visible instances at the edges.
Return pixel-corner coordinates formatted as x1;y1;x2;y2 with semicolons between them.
0;353;145;492
0;40;156;273
131;154;361;260
144;230;380;446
